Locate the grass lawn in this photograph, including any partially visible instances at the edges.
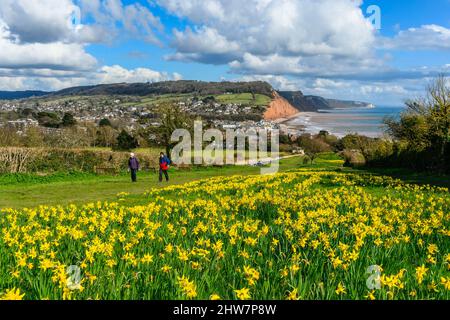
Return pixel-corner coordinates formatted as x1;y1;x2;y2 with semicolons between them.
214;93;272;106
121;93;273;107
1;153;448;209
0;156;304;209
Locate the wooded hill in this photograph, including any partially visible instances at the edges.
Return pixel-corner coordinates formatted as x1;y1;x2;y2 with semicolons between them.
51;81;274;97
0;80;372;111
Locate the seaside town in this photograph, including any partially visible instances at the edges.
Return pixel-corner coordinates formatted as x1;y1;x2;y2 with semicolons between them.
0;94;298;136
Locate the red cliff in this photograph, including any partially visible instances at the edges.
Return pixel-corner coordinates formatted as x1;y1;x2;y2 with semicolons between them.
263;92;300;121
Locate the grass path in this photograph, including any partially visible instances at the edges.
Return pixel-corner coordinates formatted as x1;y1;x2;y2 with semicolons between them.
0;157;302;209
1;154;448;209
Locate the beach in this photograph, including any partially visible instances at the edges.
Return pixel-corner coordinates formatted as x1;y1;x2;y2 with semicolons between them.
284;106;404;138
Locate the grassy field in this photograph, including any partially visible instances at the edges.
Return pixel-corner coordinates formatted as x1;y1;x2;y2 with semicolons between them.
214;93;272;106
1;154;448;209
122;94;192;107
121;93;273;107
0;156;301;209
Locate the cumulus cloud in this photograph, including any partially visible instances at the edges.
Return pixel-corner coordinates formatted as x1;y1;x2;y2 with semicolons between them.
0;0;81;43
0;0;448;105
78;0;164;45
0;21;97;71
0;65;183;91
158;0;449;103
0;0;110;44
230;54;303;75
97;65;182;84
158;0;376;74
0;0;178;91
166;26;240;64
0;0;164;45
380;24;450;51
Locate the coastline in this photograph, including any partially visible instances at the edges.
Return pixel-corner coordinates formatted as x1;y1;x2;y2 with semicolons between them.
273;112;302;124
276;107;401;138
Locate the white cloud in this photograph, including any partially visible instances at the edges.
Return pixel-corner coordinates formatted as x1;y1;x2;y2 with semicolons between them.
0;0;179;92
167;26;240;63
0;0;80;43
0;21;97;71
0;0;111;44
165;27;241;65
230;54;303;75
0;0;164;45
0;65;183;91
381;24;450;51
78;0;164;45
97;65;181;84
158;0;376;74
158;0;449;102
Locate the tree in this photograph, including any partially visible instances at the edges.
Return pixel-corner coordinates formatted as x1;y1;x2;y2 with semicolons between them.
298;134;331;164
384;75;449;172
22;126;44;147
99;118;112;127
116;130;138;151
96;126;117;148
37;112;60;128
0;126;21;146
61;113;77;127
147;102;194;157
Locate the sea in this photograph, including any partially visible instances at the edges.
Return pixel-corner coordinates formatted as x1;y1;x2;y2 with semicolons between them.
286;106;406;138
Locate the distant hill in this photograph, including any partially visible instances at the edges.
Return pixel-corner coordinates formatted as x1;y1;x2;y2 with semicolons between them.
278;91;372;112
52;81;274;97
0;81;372;113
0;90;49;100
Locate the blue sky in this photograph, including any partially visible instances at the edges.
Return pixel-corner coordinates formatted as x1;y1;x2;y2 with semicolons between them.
0;0;449;105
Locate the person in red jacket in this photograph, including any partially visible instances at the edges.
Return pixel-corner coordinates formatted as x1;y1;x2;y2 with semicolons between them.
159;152;171;182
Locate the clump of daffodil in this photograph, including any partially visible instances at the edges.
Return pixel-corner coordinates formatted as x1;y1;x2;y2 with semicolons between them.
415;265;428;285
287;288;300;300
210;294;221;300
0;169;448;300
0;288;25;300
234;288;251;300
177;276;197;299
243;265;260;286
335;282;346;296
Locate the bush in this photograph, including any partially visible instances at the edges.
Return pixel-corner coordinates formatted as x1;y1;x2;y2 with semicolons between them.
61;113;76;127
381;76;450;173
115;130;138;151
342;149;366;168
0;147;158;174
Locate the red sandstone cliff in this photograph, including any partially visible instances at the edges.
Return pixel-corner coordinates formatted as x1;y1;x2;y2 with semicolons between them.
263;92;300;121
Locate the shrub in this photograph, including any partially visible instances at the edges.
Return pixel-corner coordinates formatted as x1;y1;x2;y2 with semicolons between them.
342;149;366;168
115;130;138;151
0;147;158;174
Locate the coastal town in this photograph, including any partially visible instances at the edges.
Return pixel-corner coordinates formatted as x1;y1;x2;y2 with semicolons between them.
0;92;303;141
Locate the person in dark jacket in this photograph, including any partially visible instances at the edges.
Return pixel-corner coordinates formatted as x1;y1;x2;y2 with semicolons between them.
159;152;171;182
128;153;140;182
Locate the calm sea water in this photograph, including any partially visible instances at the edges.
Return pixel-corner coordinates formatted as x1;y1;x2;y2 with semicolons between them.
287;106;405;138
